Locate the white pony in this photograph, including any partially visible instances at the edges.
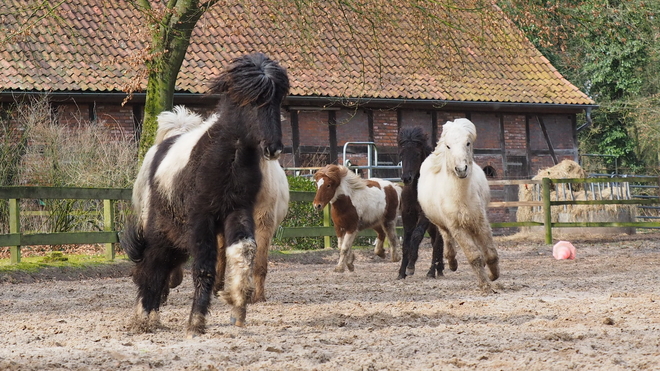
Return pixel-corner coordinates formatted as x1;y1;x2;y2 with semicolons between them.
417;118;499;292
135;106;289;303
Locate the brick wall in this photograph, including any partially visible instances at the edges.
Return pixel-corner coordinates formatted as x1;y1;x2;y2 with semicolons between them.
336;109;369;145
9;99;580;182
55;104;88;127
297;110;329;147
372;109;398;148
503;114;526;151
96;104;135;140
281;110;293;148
475;154;505;181
53;102;137;141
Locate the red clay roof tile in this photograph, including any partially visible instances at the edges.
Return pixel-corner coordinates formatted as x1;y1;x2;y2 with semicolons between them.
0;0;593;106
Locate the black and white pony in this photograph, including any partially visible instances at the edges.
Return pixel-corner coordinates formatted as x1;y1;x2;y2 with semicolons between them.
122;53;290;336
397;127;447;280
148;106;290;304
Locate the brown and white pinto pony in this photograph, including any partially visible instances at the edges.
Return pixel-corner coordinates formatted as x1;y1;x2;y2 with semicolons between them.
313;164;401;272
143;106;290;304
121;53;289;336
418;118;500;293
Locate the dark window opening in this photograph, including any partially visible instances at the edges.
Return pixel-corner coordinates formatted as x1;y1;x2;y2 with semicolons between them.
483;165;496;178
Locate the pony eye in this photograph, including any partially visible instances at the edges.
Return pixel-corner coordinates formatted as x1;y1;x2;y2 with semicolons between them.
467;142;471;147
446;145;451;149
326;184;331;188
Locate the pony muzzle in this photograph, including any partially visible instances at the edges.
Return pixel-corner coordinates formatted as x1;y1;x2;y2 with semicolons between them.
455;165;469;178
262;141;283;160
313;202;325;211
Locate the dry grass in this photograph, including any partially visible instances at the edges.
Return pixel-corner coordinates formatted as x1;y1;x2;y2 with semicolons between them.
0;96;138;236
516;160;635;230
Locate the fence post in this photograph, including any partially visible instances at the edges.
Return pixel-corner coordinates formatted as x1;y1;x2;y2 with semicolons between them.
9;198;21;264
542;178;552;244
323;204;332;249
103;199;115;260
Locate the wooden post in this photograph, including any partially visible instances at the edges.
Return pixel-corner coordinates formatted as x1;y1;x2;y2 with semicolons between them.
323;204;332;249
543;178;552;245
103;199;115;260
9;198;21;264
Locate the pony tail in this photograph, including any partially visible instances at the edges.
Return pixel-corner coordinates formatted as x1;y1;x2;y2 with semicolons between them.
155;106;204;144
121;217;147;263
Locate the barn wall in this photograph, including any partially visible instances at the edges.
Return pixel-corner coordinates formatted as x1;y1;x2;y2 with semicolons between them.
1;98;580;181
1;97;585;229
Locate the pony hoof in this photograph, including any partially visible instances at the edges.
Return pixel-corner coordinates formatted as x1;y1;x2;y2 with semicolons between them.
488;262;500;281
230;306;247;327
479;283;494;294
187;312;206;335
347;262;355;272
449;259;458;271
397;274;406;280
425;271;435;278
405;267;415;276
229;316;245;327
186;323;205;337
391;255;401;263
375;250;385;258
334;266;345;273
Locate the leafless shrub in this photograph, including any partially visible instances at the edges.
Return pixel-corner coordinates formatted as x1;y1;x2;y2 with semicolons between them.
0;96;137;241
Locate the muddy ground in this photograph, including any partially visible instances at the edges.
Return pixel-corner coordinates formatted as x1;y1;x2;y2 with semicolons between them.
1;232;659;370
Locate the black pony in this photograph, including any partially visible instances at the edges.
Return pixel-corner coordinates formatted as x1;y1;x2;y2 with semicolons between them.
397;127;451;279
121;53;290;336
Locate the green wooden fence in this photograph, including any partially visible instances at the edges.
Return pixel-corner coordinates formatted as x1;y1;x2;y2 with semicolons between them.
1;177;659;264
0;187;132;264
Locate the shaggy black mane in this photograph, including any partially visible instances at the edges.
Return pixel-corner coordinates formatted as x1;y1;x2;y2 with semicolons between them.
398;126;432;155
208;52;290;107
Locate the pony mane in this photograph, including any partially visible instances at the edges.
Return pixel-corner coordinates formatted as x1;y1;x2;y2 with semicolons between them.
433;118;477;156
336;165;368;190
316;164;367;190
398;127;427;147
398;126;433;156
208;53;290;107
443;118;477;142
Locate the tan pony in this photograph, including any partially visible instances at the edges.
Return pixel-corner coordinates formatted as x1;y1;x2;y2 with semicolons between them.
313;164;401;272
417;118;500;292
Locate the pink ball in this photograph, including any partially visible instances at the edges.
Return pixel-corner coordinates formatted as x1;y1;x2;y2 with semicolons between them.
553;241;576;260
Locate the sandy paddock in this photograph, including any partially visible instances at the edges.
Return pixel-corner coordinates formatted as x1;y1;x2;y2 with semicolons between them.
1;233;659;370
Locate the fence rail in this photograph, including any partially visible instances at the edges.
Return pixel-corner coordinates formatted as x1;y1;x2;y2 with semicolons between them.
1;176;659;264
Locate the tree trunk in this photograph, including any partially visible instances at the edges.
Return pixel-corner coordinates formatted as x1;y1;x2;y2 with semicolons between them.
139;68;175;159
136;0;209;159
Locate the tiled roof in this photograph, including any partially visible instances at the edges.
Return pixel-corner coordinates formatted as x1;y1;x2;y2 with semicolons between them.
0;0;594;105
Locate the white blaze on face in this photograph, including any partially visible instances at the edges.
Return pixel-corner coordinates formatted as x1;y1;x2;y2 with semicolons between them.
316;178;325;189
